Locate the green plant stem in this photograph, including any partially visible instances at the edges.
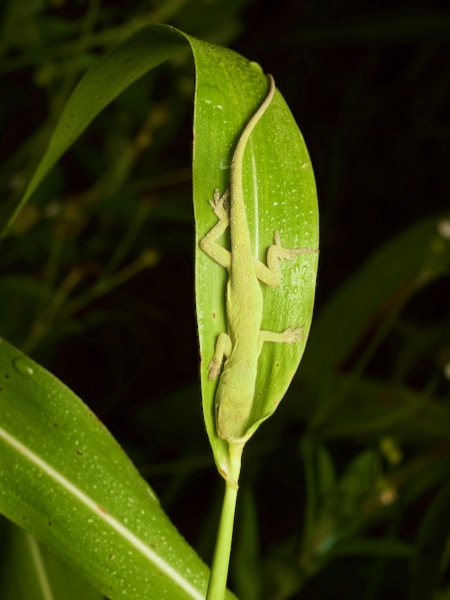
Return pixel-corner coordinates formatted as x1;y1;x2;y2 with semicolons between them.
207;442;244;600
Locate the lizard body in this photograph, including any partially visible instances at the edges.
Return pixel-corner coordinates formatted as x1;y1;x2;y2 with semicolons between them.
200;74;316;442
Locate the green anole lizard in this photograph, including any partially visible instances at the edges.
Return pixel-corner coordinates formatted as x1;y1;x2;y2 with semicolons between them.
200;74;317;444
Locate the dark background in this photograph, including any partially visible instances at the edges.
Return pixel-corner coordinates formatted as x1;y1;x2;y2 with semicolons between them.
1;1;450;598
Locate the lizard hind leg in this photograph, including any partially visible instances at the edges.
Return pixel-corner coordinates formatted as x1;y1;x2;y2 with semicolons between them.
271;231;318;260
208;332;232;380
259;325;303;346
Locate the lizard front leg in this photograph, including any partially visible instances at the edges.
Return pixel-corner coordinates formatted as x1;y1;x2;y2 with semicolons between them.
199;188;231;270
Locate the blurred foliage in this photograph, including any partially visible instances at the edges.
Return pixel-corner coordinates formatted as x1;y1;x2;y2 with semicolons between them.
1;1;450;599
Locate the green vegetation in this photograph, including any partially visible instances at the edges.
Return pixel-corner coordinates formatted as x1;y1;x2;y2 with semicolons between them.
0;1;449;599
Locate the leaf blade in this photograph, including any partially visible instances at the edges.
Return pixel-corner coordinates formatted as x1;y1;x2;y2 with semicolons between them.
190;39;319;470
0;337;216;599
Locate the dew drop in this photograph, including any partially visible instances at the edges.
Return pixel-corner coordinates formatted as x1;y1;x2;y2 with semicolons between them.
438;219;450;240
13;357;34;376
444;363;450;381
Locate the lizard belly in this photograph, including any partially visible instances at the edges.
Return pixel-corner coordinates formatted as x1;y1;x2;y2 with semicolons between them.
215;358;258;441
216;265;264;440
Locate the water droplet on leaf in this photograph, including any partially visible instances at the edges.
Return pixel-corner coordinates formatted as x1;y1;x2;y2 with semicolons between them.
13;357;34;376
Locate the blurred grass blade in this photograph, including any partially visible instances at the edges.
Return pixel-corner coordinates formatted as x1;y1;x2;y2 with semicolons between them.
0;24;188;238
0;521;103;600
332;537;412;558
300;437;336;547
303;216;450;378
231;488;261;600
410;484;450;600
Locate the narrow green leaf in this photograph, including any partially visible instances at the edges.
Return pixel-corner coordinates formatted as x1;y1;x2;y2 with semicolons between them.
410;484;450;600
332;537;412;559
300;437;336;547
319;377;450;442
0;337;232;599
231;488;261;600
0;24;188;238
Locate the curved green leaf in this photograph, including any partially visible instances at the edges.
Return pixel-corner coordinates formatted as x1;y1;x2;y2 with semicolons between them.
191;39;319;474
0;337;226;600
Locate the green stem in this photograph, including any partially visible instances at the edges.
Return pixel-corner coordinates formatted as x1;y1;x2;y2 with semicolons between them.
207;443;244;600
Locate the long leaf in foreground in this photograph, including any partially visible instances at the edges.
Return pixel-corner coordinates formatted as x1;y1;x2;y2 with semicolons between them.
0;337;229;599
